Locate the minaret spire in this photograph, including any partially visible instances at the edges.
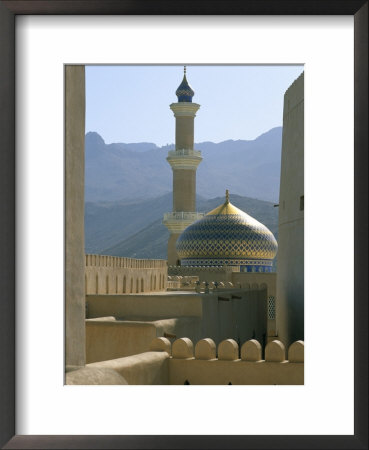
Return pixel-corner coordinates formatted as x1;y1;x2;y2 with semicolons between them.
225;189;230;203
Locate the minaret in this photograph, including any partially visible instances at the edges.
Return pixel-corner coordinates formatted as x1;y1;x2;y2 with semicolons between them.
163;67;204;265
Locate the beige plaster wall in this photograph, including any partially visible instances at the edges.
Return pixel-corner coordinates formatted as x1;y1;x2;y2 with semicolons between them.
86;293;203;319
277;72;304;347
77;338;303;385
85;254;167;294
200;288;268;347
168;337;303;385
65;65;86;368
231;272;277;337
87;352;170;385
169;358;303;385
86;288;268;351
85;316;201;363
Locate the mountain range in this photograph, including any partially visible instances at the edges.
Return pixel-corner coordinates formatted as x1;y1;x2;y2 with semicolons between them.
85;127;282;203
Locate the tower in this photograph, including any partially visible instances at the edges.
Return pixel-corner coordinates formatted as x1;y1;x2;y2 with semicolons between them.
276;72;304;347
163;67;204;265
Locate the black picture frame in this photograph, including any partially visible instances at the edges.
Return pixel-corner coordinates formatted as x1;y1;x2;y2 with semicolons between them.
0;1;367;449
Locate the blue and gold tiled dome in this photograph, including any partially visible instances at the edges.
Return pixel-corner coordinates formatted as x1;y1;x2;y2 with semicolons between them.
176;191;278;272
175;66;195;102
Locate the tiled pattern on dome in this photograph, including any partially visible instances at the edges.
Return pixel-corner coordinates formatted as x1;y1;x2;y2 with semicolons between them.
176;214;278;261
181;258;273;267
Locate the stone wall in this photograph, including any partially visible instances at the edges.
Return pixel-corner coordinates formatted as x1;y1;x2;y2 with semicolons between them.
276;72;304;347
164;337;304;385
85;316;200;363
85;254;167;294
65;65;86;368
68;337;303;385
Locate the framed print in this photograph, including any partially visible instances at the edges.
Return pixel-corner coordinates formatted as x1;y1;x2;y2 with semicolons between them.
0;1;367;449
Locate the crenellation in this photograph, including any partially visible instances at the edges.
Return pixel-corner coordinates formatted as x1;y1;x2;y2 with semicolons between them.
85;254;167;294
241;339;262;361
195;338;216;360
159;337;304;384
150;337;172;355
172;337;194;359
288;340;304;363
218;339;239;361
265;340;286;362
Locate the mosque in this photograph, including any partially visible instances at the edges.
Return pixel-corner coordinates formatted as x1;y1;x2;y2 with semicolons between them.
65;66;304;385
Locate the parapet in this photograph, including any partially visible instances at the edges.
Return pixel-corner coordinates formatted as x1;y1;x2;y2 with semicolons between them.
152;337;303;364
172;337;194;359
157;337;304;385
86;254;167;269
195;338;216;360
150;337;172;355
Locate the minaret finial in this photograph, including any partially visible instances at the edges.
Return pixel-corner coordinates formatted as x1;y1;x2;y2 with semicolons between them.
184;65;186;75
225;189;229;203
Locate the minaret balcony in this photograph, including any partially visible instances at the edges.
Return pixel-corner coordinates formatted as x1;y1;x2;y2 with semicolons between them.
168;148;201;158
167;149;202;170
163;211;205;234
170;102;200;117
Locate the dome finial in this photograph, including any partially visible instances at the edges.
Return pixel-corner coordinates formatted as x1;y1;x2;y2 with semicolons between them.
175;66;194;102
225;189;230;203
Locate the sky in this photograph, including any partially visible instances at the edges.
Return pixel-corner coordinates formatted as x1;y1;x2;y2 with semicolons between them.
86;65;304;147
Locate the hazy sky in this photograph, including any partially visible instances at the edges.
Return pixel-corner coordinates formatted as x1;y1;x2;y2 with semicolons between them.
86;65;304;147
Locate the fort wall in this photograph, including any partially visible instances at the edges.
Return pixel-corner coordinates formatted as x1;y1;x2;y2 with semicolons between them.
76;337;303;385
87;351;170;385
85;316;201;363
166;337;304;385
85;254;167;295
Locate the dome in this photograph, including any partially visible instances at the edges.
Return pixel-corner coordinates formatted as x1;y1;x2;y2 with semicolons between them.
175;66;195;102
176;191;278;272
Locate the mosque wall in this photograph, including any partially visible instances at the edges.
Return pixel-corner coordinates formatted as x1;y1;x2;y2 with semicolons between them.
276;72;304;348
167;233;181;265
65;65;86;368
168;265;237;282
85;254;167;295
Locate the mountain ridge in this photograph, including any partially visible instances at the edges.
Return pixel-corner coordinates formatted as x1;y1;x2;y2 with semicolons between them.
85;127;282;203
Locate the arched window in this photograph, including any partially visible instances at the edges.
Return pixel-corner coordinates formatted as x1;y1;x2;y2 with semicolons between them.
136;279;139;293
130;278;133;293
141;278;144;292
115;275;118;293
95;274;99;294
106;275;109;294
123;276;126;293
